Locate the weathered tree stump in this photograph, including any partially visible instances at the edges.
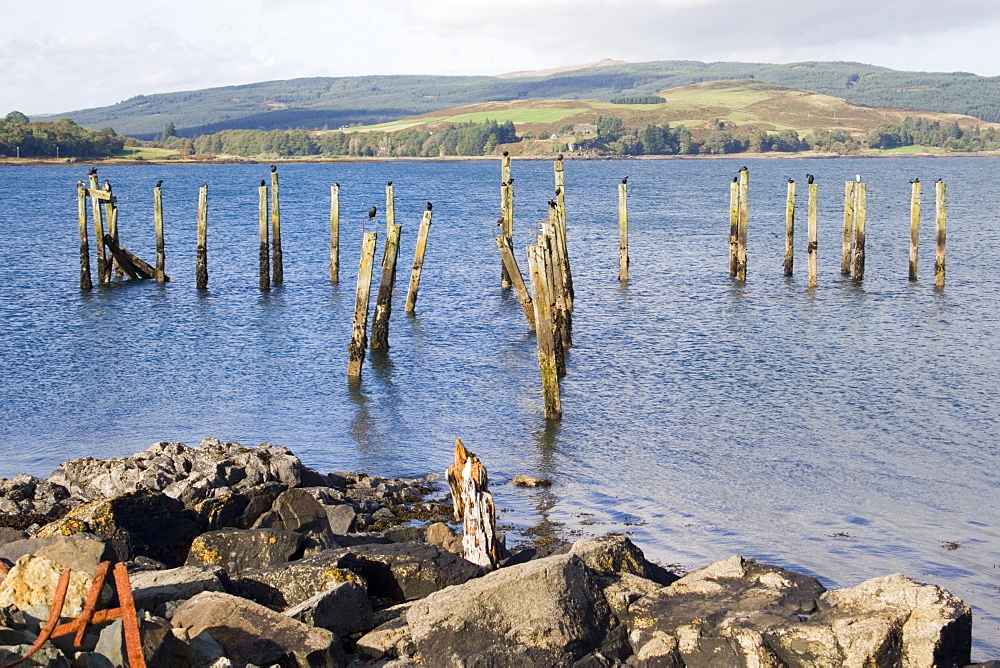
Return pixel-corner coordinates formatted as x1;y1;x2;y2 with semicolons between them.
445;438;499;571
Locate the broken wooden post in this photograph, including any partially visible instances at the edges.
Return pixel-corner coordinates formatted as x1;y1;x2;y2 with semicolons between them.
909;179;921;281
852;182;867;279
330;183;340;284
102;235;141;280
808;179;818;287
347;231;378;377
784;179;795;276
729;176;738;276
196;184;208;290
77;183;93;290
270;167;283;284
446;439;499;571
405;204;433;313
617;179;629;271
154;183;165;283
499;152;514;288
527;243;561;419
258;180;270;291
736;167;749;281
494;234;535;330
554;154;565;216
545;204;572;351
385;181;395;237
842;180;855;275
104;183;122;278
88;171;108;283
935;180;946;287
370;223;402;350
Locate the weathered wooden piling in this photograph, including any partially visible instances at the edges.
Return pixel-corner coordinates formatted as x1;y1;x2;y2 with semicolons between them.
842;181;855;275
105;184;122;278
783;179;795;276
736;167;749;281
808;180;818;287
851;183;867;279
405;204;433;313
102;235;141;280
103;237;160;280
196;184;208;289
445;439;500;571
88;172;109;283
154;183;166;283
500;152;514;288
618;178;629;281
729;177;738;275
370;223;402;350
554;155;565;214
77;184;93;290
909;179;921;281
330;183;340;284
348;231;378;377
935;180;946;287
527;243;561;420
494;234;535;329
270;168;283;284
385;181;395;237
258;181;270;291
545;204;572;351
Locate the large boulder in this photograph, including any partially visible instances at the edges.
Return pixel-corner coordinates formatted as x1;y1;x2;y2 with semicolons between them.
406;552;626;666
34;490;199;567
184;528;304;574
191;481;287;532
171;591;343;667
0;554;108;618
0;534;110;576
283;579;375;637
569;534;678;586
253;488;337;553
0;474;76;531
128;565;229;618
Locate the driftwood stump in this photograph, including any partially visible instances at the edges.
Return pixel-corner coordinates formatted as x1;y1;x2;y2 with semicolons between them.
446;439;499;570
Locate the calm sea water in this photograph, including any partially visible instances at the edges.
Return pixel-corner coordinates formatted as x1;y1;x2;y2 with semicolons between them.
1;157;998;657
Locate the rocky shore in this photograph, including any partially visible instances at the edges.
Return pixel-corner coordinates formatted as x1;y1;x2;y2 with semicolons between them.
0;439;986;667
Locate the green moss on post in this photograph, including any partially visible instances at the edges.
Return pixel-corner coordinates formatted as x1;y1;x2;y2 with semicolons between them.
348;231;378;378
729;177;738;276
89;172;108;284
370;223;402;351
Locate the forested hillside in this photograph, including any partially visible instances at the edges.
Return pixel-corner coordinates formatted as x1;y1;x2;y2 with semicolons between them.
32;60;1000;139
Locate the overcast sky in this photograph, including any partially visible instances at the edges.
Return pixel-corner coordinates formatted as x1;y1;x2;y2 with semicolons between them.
4;0;1000;115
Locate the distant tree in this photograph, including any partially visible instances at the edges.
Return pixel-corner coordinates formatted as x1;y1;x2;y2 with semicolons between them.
4;110;28;124
161;122;177;142
596;116;623;143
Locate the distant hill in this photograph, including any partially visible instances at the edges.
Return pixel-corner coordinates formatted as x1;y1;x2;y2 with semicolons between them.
34;60;1000;139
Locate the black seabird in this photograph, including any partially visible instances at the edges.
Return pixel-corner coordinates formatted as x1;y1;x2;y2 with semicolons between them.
807;174;815;184
270;165;276;173
155;180;163;188
426;202;433;211
368;205;377;220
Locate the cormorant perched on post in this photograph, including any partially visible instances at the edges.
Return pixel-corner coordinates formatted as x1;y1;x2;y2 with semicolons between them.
855;174;861;183
739;165;748;172
788;178;794;183
622;176;628;184
103;179;112;192
77;181;83;188
387;180;392;186
935;178;943;183
426;201;432;211
548;199;557;208
155;180;163;188
807;174;815;184
555;187;561;196
335;182;339;187
496;217;504;227
732;176;738;183
88;167;97;175
260;179;265;187
502;150;508;157
368;205;377;220
270;165;276;173
909;178;920;184
557;153;563;161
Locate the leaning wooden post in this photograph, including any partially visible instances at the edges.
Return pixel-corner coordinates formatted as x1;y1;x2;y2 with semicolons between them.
88;172;108;283
784;179;795;276
736;167;749;281
347;231;378;377
850;183;867;279
77;184;93;290
527;244;561;419
445;439;499;571
385;181;395;237
494;235;535;330
258;180;270;291
105;185;122;279
330;183;340;284
370;223;402;350
728;177;738;276
271;168;283;284
405;204;433;312
196;184;209;290
500;151;514;288
808;180;818;287
935;180;946;287
618;178;629;281
909;179;922;281
842;180;856;275
154;183;165;283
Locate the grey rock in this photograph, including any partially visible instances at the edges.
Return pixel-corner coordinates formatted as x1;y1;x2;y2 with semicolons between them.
95;615;193;668
425;522;463;555
0;640;70;666
253;488;337;554
184;528;303;574
324;504;356;535
283;579;375;637
0;535;111;575
380;525;425;544
0;528;27;548
569;534;678;586
354;617;416;663
70;651;115;667
192;482;287;532
129;565;229;616
172;591;343;667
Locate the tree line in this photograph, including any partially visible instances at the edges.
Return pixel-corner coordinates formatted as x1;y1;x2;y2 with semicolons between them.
0;112;124;158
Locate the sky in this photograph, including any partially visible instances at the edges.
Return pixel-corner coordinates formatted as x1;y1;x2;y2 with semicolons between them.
4;0;1000;115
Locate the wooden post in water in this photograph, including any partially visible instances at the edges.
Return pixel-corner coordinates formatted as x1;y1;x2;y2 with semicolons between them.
348;231;378;377
77;184;93;290
445;439;500;571
728;177;738;276
546;204;571;350
330;183;340;284
88;171;108;283
405;204;433;312
370;223;402;350
842;180;855;275
258;180;270;291
500;152;514;288
195;184;209;289
851;182;867;279
783;179;795;276
494;235;535;330
808;180;818;287
935;180;946;287
154;183;165;283
736;167;749;281
270;167;283;284
554;154;565;215
500;181;512;288
527;244;561;420
618;178;629;281
909;179;921;281
105;183;122;278
385;181;395;237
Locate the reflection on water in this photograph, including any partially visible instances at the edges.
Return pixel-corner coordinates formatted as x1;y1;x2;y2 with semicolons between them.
1;158;999;658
